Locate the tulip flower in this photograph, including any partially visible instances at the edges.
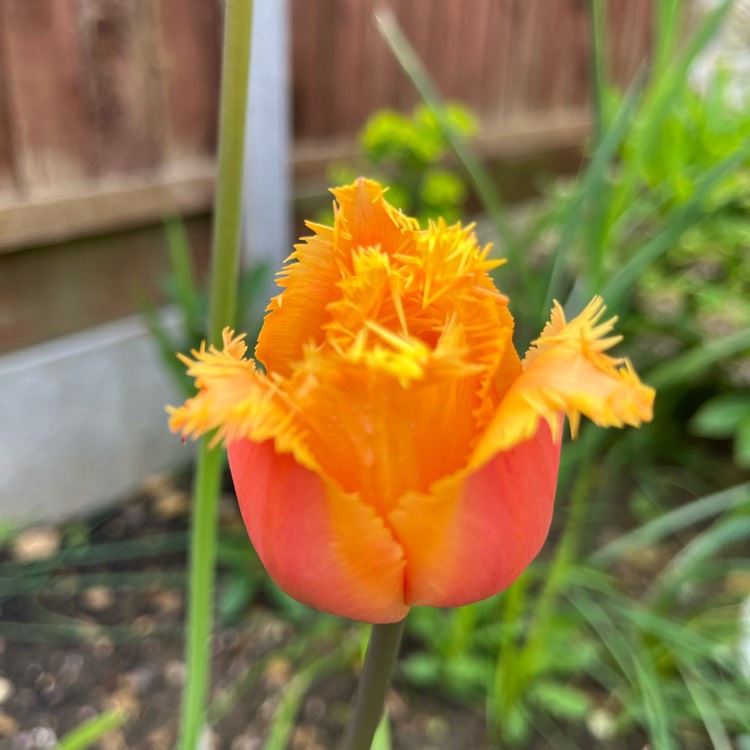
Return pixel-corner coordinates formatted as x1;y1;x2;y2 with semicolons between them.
169;178;654;624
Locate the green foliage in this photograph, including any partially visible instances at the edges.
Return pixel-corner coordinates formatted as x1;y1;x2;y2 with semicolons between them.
691;393;750;468
328;103;478;225
56;708;128;750
140;216;269;398
382;2;750;748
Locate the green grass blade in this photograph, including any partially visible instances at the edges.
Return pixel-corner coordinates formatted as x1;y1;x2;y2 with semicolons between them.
265;637;358;750
647;328;750;390
0;531;189;576
613;0;732;218
374;9;518;257
57;708;128;750
648;515;750;604
139;302;194;396
164;217;202;340
571;592;675;749
601;139;750;309
591;483;750;565
680;669;734;750
371;713;393;750
654;0;681;79
543;78;644;316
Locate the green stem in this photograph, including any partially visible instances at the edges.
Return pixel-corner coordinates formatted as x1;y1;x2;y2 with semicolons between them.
178;443;224;750
340;619;406;750
178;2;254;749
209;0;255;344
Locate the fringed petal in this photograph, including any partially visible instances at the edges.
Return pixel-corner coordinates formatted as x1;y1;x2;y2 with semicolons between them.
471;297;655;468
168;329;314;468
255;224;342;378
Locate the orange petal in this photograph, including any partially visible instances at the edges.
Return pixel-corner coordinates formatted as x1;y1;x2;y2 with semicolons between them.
331;178;418;257
167;329;313;467
286;341;486;518
256;223;342;377
228;439;408;623
471;297;655;467
388;420;560;608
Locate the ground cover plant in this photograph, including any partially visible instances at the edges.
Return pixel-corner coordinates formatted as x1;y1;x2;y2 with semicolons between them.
2;1;749;749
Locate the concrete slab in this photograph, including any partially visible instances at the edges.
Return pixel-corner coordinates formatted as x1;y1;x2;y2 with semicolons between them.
0;311;194;525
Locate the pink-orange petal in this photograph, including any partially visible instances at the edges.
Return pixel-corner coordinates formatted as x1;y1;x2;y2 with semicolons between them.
228;439;408;623
388;420;560;608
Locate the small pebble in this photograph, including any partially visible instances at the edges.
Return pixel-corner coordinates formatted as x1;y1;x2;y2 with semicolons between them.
303;696;326;722
82;586;115;612
230;734;262;750
587;707;617;741
141;473;175;498
12;730;34;750
152;589;183;616
291;725;324;750
163;659;186;688
145;725;172;750
263;657;292;689
31;727;57;749
153;491;189;520
12;527;60;560
197;727;217;750
0;712;18;737
59;653;84;684
94;636;114;660
0;677;13;705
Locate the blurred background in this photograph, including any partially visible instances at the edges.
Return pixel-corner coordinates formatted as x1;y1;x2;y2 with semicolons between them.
0;1;748;749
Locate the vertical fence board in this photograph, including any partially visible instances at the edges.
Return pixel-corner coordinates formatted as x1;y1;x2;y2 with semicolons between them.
332;0;368;135
611;0;652;87
0;3;18;193
1;0;91;191
360;0;400;126
531;0;563;114
78;0;166;176
481;0;515;120
155;0;221;161
460;0;493;110
569;0;592;110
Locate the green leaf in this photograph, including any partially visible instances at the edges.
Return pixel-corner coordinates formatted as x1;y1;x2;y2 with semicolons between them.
529;680;592;722
57;709;128;750
371;713;392;750
734;413;750;468
401;653;441;686
690;394;750;438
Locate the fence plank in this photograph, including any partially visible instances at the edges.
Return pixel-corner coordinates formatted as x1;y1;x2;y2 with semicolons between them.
0;2;17;193
155;0;222;160
78;0;166;176
480;0;514;120
1;0;91;191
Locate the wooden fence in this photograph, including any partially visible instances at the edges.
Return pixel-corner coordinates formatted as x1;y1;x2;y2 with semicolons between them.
292;0;651;138
0;0;652;352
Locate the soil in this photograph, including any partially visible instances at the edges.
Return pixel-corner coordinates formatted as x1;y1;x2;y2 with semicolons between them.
0;472;501;750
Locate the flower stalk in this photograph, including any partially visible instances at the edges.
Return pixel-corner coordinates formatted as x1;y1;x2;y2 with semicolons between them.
178;1;254;748
341;619;407;750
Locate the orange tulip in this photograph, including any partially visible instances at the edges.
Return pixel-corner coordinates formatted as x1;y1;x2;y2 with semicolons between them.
169;178;654;623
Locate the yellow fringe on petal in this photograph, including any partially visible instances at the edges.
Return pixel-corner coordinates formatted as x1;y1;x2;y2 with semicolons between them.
470;297;655;468
167;328;316;468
